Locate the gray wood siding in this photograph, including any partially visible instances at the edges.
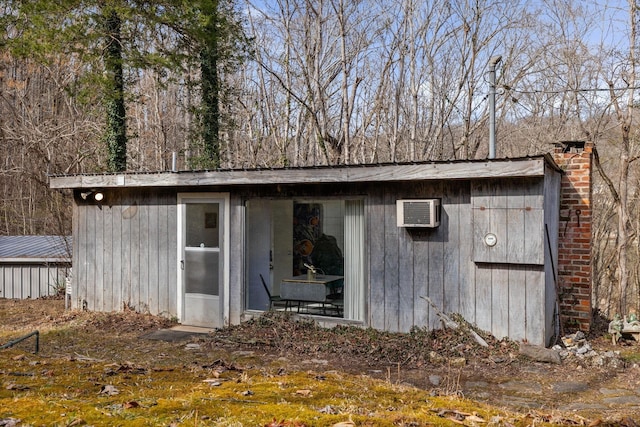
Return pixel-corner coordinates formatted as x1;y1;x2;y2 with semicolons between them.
66;165;559;346
366;178;552;345
543;165;562;345
472;179;544;265
71;189;177;316
228;195;245;325
367;181;473;335
0;263;70;299
368;195;386;330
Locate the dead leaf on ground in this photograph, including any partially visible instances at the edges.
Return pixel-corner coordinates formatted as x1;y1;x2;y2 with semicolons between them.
5;383;29;391
124;401;140;409
0;418;22;427
466;414;486;423
99;384;119;396
264;418;307;427
331;415;355;427
295;389;312;397
150;367;174;372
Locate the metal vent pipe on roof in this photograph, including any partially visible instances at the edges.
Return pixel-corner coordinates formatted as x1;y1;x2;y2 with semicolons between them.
488;55;502;159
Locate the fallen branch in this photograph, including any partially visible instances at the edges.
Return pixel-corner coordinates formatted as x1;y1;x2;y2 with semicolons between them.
420;296;489;348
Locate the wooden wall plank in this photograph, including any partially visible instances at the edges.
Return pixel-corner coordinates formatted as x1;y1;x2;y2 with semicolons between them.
490;207;508;263
85;205;97;311
428;237;445;330
471;181;491;263
525;178;545;265
166;196;178;318
506;180;526;264
508;265;527;341
413;231;429;328
136;194;149;312
543;170;561;344
458;183;474;323
111;195;123;312
79;206;90;310
157;193;170;314
524;209;544;265
526;178;544;208
88;206;105;311
72;200;82;309
491;264;510;340
427;183;445;330
368;193;386;330
124;193;142;309
103;202;114;311
474;264;492;333
398;222;414;332
151;192;161;313
443;182;461;316
140;197;159;310
227;196;243;324
384;190;400;332
525;266;545;344
130;192;141;310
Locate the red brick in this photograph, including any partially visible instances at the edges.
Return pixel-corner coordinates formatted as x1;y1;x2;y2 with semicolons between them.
554;148;592;331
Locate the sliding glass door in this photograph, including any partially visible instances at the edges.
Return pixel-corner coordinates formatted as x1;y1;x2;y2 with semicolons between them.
245;198;365;320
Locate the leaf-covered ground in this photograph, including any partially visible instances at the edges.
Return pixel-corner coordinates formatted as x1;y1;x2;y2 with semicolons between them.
0;298;638;426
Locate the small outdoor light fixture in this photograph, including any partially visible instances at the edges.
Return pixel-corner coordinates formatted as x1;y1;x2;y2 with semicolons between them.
80;189;105;203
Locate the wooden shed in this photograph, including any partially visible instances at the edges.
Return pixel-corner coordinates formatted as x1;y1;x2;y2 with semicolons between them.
0;235;72;299
50;156;564;346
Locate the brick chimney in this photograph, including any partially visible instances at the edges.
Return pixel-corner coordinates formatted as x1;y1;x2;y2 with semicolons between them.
553;141;593;332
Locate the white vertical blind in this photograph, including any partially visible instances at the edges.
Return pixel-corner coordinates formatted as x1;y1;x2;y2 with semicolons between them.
344;200;365;320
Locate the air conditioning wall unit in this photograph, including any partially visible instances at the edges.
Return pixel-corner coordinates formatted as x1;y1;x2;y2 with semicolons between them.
396;199;441;228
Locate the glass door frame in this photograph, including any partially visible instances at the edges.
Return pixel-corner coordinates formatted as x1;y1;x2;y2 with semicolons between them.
177;192;230;326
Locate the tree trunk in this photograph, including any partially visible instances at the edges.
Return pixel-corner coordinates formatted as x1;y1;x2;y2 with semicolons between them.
200;0;221;168
104;7;127;172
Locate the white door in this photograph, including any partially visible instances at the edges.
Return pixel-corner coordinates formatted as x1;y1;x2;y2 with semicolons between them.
178;195;226;327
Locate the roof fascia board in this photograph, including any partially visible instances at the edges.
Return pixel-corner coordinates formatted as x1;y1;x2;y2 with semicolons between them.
50;157;547;189
0;258;72;264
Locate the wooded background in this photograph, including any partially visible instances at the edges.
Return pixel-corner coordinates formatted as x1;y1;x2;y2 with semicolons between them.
1;0;639;318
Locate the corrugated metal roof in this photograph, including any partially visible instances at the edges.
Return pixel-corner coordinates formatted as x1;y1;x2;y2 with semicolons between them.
0;236;72;260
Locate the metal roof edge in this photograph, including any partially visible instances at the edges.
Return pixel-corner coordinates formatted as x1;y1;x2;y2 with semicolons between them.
50;155;551;189
0;258;72;264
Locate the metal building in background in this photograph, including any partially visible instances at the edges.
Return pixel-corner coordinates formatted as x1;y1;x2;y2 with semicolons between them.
0;235;72;299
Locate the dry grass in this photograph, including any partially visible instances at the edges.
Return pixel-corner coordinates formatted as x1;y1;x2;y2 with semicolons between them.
0;298;632;426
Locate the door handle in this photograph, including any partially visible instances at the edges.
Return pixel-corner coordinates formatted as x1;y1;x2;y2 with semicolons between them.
180;260;184;270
